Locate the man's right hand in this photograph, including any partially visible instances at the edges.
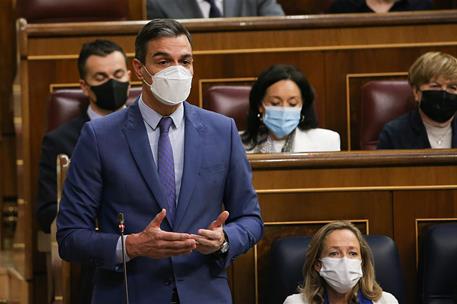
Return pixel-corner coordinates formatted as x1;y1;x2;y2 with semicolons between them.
125;209;196;259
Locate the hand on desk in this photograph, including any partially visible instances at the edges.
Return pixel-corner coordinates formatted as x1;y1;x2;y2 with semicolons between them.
125;209;197;259
192;211;229;255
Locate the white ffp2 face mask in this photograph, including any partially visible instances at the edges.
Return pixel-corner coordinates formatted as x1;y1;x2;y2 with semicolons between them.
319;257;363;294
143;65;193;106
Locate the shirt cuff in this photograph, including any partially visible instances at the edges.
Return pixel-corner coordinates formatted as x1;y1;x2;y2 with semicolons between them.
115;235;132;264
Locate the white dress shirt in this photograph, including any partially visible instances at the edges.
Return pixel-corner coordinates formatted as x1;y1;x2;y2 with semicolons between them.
116;96;186;263
86;104;104;120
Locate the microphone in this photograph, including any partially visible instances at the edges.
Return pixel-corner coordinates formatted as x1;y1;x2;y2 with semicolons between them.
118;213;130;304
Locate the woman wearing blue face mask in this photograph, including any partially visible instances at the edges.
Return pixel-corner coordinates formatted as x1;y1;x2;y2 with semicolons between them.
284;221;398;304
378;52;457;149
241;64;340;153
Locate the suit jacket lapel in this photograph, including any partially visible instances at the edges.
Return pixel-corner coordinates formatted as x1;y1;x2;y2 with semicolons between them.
122;102;172;226
174;103;203;229
410;109;431;148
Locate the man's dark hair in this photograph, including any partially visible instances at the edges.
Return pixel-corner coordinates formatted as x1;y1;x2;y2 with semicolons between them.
135;19;192;64
77;39;127;79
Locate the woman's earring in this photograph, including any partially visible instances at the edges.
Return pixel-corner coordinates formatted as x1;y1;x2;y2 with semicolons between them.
300;115;305;123
257;113;263;122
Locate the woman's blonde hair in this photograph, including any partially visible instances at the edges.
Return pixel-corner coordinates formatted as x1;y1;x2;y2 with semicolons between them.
408;52;457;89
299;221;383;303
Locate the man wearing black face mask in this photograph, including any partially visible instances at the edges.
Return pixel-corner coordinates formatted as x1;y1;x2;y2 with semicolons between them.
378;52;457;149
36;39;130;303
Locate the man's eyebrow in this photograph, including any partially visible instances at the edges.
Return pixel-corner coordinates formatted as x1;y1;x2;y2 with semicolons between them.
152;51;171;58
93;71;109;77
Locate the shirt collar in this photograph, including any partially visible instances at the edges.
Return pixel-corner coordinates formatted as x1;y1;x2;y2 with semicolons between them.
138;94;184;130
87;103;127;120
87;104;104;120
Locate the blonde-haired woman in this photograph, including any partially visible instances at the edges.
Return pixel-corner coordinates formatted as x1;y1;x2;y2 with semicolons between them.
283;221;398;304
378;52;457;149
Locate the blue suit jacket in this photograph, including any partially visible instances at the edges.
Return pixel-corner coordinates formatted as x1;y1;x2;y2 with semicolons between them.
57;101;263;303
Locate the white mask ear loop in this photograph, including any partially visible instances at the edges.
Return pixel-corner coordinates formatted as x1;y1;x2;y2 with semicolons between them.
141;65;153;87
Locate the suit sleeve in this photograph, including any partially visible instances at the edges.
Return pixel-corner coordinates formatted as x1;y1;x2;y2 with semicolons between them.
56;123;119;269
36;134;59;233
216;119;263;270
257;0;285;16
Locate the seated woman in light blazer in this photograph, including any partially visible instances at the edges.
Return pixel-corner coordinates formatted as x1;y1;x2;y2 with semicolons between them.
241;64;340;153
284;221;398;304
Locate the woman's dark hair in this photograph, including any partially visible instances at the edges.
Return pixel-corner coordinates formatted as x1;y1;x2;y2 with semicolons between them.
241;64;318;148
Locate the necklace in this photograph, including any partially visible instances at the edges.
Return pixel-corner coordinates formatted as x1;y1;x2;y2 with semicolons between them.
426;125;452;146
435;128;451;145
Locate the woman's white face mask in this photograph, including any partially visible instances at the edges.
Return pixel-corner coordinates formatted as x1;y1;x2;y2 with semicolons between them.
142;65;193;106
319;257;363;294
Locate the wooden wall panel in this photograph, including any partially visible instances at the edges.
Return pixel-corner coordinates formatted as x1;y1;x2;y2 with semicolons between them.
128;0;146;20
393;191;457;304
0;0;17;252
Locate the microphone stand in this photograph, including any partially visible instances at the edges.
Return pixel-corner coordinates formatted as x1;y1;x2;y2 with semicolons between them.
118;213;130;304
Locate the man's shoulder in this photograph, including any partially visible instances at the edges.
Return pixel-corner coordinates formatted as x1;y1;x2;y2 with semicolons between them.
87;106;130;130
45;113;88;141
185;102;233;124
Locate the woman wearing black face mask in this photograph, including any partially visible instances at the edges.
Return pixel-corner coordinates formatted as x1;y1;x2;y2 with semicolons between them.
377;52;457;149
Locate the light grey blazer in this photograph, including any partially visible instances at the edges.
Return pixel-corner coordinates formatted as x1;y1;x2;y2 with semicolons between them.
147;0;284;19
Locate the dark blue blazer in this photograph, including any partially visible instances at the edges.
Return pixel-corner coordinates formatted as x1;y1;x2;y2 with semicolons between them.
57;101;263;303
377;108;457;149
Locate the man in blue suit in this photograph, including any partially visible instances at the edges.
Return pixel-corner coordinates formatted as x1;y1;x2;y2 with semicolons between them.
57;19;263;303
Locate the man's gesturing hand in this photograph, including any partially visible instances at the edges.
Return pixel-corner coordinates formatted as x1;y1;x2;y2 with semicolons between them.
192;211;229;255
125;209;196;259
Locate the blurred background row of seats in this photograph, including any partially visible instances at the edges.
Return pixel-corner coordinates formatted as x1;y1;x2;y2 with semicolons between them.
14;0;457;23
48;79;415;151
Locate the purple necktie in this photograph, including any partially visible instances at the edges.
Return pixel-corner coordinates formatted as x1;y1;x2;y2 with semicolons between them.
203;0;222;17
158;117;176;224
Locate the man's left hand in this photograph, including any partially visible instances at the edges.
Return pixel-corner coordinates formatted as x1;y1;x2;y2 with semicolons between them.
192;211;229;255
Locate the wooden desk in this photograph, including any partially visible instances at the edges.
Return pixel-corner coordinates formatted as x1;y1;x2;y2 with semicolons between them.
235;150;457;304
11;12;457;303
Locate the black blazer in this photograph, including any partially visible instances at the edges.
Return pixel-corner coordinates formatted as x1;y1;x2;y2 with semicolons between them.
377;108;457;149
36;112;89;233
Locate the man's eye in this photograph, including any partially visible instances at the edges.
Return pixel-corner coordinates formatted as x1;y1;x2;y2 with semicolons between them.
114;71;125;79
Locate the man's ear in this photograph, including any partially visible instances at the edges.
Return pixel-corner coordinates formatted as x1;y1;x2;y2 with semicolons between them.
132;58;145;81
80;79;90;97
